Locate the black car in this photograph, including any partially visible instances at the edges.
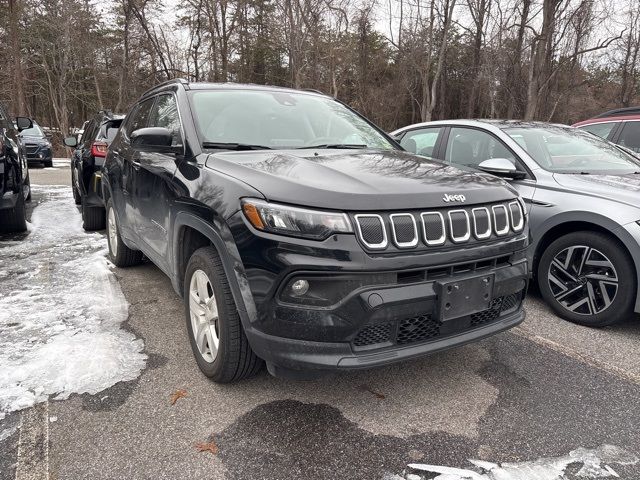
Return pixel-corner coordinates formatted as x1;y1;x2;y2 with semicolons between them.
0;105;33;233
19;120;53;167
64;111;124;230
103;80;529;382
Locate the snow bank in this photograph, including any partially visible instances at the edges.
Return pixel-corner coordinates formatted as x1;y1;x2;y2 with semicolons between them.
0;186;146;420
402;444;638;479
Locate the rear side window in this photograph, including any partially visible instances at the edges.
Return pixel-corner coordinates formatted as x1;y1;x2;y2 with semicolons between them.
148;94;183;146
81;120;97;148
400;127;442;157
125;98;155;137
617;121;640;152
579;122;618;140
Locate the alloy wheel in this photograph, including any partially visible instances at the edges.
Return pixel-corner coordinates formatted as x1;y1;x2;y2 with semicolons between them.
108;207;118;255
189;270;220;363
547;245;618;316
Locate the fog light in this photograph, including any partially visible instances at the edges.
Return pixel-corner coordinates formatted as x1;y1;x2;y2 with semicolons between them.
290;279;309;296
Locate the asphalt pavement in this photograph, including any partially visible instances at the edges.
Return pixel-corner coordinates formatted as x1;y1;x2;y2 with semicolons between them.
1;162;639;480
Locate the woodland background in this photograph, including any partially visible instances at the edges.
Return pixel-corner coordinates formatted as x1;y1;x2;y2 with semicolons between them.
0;0;638;136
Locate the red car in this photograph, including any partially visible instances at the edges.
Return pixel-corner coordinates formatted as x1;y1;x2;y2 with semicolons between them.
573;107;640;153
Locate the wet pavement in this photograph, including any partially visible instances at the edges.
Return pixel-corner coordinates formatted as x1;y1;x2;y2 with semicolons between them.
1;164;639;479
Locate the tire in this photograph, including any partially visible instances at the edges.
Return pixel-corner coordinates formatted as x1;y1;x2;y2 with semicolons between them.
72;172;81;205
537;231;635;327
184;246;263;382
81;196;106;231
106;199;143;267
0;187;27;233
25;175;32;202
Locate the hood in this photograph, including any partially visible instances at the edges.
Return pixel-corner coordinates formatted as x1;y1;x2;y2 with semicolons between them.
553;173;640;210
21;135;49;145
205;149;517;211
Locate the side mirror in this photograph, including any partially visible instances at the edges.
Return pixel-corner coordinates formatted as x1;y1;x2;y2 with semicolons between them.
16;117;33;131
478;158;525;180
64;136;78;148
131;127;179;153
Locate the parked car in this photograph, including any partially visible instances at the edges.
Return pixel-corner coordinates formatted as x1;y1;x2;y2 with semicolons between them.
64;111;124;231
18;119;53;167
573;107;640;154
103;80;529;382
392;120;640;327
0;105;33;233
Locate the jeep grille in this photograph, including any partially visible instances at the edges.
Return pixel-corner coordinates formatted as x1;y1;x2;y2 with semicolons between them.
353;200;524;251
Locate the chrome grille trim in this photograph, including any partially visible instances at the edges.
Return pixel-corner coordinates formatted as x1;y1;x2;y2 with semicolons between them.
420;212;446;246
389;213;418;248
509;201;524;232
492;205;510;236
354;214;388;250
472;207;492;240
448;209;471;243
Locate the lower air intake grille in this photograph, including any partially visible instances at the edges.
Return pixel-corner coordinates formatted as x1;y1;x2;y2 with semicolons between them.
353;323;392;346
501;292;521;313
397;314;441;345
469;298;502;327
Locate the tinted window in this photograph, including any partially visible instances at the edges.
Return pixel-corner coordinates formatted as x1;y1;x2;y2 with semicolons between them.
400;127;441;157
579;122;618;140
445;127;516;168
81;120;97;148
125;98;155;137
188;90;395;150
149;94;183;145
504;126;640;173
618;121;640;152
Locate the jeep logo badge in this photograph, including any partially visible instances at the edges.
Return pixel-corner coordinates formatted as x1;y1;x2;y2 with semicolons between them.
443;194;466;203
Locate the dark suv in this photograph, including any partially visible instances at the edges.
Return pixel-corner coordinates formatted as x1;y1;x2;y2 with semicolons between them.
103;80;529;382
64;111;124;230
19;120;53;167
0;104;33;233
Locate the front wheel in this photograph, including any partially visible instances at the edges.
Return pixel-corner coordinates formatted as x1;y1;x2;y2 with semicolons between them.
184;246;262;382
0;188;27;233
537;231;635;327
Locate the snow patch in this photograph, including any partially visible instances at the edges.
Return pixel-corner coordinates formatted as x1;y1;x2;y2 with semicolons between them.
400;444;638;479
0;186;146;420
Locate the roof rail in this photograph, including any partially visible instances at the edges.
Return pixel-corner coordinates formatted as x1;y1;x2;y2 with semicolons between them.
594;106;640;118
141;78;189;98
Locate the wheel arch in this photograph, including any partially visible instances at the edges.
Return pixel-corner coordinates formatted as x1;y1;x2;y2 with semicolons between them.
172;212;258;328
532;217;640;312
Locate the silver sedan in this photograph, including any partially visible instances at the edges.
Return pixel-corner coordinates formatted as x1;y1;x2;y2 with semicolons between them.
392;119;640;327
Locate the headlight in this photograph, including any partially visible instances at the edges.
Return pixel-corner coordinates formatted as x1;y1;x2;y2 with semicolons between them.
241;198;353;240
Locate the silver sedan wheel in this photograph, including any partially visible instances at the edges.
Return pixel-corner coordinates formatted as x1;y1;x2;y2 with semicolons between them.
108;207;118;256
189;270;220;363
548;245;618;315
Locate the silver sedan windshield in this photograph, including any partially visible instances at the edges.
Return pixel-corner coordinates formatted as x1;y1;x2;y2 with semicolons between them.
504;126;640;174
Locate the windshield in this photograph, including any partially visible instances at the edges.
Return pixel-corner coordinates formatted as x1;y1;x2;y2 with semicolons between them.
504;126;640;174
19;122;45;137
188;90;396;150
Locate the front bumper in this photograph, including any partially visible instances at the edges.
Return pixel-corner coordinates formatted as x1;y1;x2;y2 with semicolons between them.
229;212;529;372
25;145;52;164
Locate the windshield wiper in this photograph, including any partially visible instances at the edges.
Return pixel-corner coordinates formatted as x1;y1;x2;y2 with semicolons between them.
202;142;272;151
298;144;368;149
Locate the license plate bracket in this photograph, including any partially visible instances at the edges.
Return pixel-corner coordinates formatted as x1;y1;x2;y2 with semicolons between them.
435;274;495;321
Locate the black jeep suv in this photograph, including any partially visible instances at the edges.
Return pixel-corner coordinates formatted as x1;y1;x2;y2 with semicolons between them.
103;80;529;382
65;111;124;230
19;119;53;167
0;104;33;233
